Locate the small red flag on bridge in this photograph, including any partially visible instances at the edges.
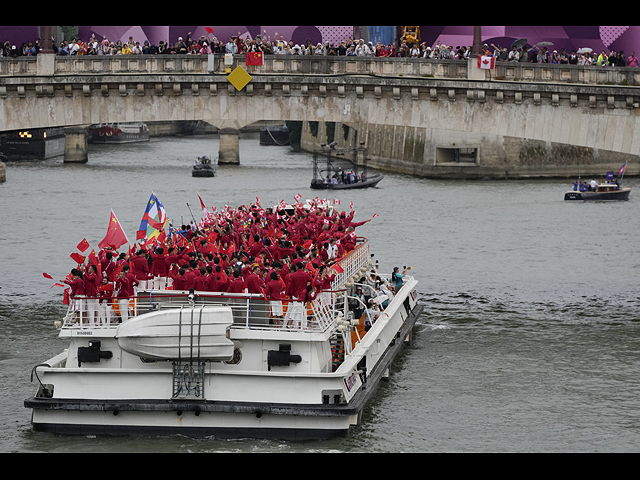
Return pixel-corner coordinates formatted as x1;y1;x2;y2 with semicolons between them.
478;56;496;70
247;52;264;66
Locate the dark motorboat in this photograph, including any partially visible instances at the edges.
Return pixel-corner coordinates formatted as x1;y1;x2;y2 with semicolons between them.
192;156;217;178
311;142;384;191
565;185;631;201
565;168;631;201
311;174;384;190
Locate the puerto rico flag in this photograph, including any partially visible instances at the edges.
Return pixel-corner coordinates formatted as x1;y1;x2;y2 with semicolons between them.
619;162;628;177
478;56;496;70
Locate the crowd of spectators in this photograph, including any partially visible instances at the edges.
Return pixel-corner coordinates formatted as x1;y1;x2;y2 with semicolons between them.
3;31;640;68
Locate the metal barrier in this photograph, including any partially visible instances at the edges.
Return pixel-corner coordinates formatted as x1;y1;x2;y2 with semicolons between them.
61;292;338;334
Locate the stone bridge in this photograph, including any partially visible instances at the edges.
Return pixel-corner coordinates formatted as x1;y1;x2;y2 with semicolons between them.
2;54;640;177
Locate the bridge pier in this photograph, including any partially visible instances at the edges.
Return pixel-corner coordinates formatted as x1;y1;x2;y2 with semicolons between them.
218;128;240;165
64;127;88;164
0;160;6;183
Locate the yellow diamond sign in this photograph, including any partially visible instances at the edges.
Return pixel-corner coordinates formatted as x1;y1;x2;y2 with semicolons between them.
227;66;252;92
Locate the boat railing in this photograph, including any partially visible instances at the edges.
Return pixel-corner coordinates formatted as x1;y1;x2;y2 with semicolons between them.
59;239;372;334
60;291;340;335
331;239;371;291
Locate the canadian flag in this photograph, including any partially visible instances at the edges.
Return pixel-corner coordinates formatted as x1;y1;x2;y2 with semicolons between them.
478;56;496;70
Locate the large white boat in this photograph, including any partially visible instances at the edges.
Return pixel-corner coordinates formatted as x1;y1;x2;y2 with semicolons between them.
25;239;422;440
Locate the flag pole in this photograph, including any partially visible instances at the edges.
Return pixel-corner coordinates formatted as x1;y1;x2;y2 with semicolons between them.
186;203;198;228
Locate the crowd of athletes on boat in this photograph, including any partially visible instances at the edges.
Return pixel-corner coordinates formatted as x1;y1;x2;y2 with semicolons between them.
4;31;640;67
58;200;407;327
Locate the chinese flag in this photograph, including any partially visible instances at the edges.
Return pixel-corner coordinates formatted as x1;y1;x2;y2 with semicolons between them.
98;210;130;251
246;52;264;66
70;252;86;265
77;238;90;252
332;263;344;274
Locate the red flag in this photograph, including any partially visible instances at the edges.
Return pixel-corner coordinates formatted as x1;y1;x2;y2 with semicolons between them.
246;52;264;66
478;56;496;70
136;230;147;241
63;288;71;306
332;263;344;274
77;238;90;252
98;210;130;251
43;273;54;280
70;253;86;265
205;27;215;34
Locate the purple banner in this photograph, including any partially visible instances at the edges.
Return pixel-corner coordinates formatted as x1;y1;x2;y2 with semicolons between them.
77;26;355;48
414;26;639;55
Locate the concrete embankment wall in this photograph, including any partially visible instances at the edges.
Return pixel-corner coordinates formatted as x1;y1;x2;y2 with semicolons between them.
300;121;637;180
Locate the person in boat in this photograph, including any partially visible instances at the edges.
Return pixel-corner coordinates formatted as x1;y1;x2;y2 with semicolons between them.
265;271;285;326
573;180;580;191
151;247;169;291
169;268;188;291
352;287;366;320
83;264;100;325
317;265;336;308
115;270;131;322
227;270;245;293
98;276;114;326
392;267;408;294
244;264;265;294
63;269;84;294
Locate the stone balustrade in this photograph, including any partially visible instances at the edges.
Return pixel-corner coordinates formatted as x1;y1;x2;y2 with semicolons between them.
2;55;640;87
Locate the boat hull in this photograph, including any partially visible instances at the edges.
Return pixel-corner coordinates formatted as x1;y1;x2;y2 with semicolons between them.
311;175;384;190
192;169;216;178
91;124;150;144
565;188;631;201
25;299;423;440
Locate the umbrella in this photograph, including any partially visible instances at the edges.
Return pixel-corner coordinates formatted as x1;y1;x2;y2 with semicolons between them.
512;38;528;50
534;41;555;47
578;47;593;54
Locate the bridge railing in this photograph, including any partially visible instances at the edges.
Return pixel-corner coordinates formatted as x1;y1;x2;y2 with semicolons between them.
3;55;640;86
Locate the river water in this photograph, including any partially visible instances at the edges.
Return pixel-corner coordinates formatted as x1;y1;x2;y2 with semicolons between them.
1;133;639;453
